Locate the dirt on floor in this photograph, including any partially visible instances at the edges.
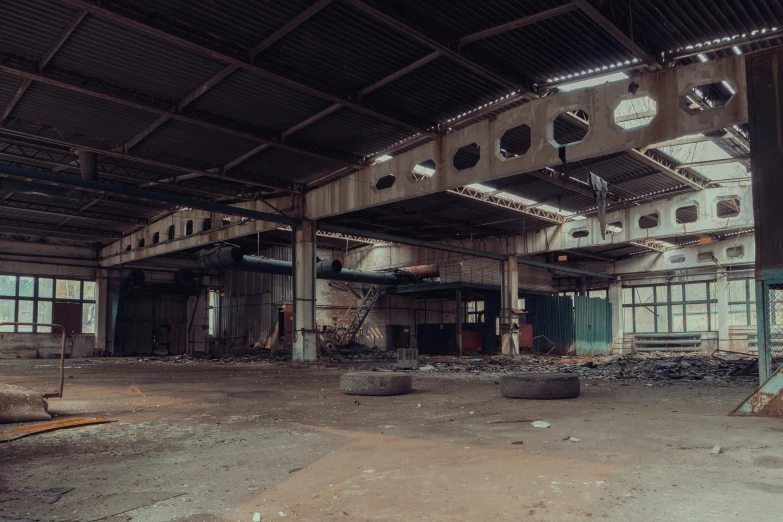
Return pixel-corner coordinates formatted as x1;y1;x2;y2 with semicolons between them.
1;356;782;522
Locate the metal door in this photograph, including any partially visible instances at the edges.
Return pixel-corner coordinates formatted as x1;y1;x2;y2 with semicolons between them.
574;296;612;355
527;295;574;354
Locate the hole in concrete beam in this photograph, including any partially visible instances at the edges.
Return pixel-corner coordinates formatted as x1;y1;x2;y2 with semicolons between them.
676;205;698;224
717;198;740;218
185;220;193;236
202;218;212;231
411;160;435;182
670;255;685;264
697;251;715;262
613;95;657;130
571;229;589;238
639;212;659;229
375;174;396;190
168;225;175;240
726;245;744;258
552;111;589;146
684;82;735;112
138;238;145;248
453;143;481;170
153;232;160;244
499;124;531;159
606;221;623;234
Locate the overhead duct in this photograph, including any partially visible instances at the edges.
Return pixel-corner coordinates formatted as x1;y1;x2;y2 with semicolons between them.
0;178;80;200
200;247;401;285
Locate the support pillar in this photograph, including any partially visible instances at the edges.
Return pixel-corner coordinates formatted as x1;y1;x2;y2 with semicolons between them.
501;256;519;355
715;272;729;353
94;268;108;355
293;219;317;361
608;278;624;353
579;276;587;296
455;287;462;357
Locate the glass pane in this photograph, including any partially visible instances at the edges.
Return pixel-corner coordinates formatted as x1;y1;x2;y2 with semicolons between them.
0;299;15;331
18;277;35;297
0;275;16;296
38;278;53;298
588;289;607;299
750;306;757;326
37;301;52;333
685;283;707;302
635;306;655;332
671;285;683;302
708;281;716;300
672;305;684;332
656;286;668;304
749;282;756;302
685;303;709;331
82;303;95;334
56;280;81;300
634;287;654;304
623;287;633;304
624;307;633;333
17;300;34;332
728;280;746;302
656;306;669;332
83;281;96;301
710;303;718;331
728;303;747;327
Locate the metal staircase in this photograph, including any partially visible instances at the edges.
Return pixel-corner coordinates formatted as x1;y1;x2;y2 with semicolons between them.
335;286;381;346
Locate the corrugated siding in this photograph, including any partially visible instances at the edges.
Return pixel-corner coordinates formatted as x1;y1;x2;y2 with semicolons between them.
574;296;612;355
528;295;574;354
439;257;502;286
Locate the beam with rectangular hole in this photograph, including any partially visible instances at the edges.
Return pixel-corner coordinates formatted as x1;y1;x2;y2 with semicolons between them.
305;55;745;220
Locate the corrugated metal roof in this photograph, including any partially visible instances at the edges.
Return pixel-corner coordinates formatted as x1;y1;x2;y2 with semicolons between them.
190;69;332;134
256;1;433;94
9;82;161;146
137;119;258;167
290;108;415;157
0;0;80;62
361;57;508;125
51;15;229;101
237;147;345;183
0;72;24;111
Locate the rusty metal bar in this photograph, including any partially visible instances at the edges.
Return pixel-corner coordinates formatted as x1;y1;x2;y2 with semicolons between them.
0;322;67;398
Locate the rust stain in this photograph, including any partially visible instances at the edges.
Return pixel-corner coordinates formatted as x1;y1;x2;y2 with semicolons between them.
746;388;783;418
0;416;116;442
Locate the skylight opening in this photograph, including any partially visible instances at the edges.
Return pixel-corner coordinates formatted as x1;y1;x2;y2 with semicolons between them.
557;71;629;92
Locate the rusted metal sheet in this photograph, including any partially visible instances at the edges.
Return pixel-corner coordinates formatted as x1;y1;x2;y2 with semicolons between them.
731;365;783;418
0;416;116;442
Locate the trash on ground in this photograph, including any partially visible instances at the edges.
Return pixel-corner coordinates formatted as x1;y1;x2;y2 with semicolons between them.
531;421;551;428
0;416;116;443
710;445;723;455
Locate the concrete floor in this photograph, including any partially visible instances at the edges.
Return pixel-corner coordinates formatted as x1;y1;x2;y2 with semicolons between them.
1;358;782;522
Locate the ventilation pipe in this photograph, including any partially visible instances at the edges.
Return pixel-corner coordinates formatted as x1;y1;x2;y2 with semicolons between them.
200;247;401;285
0;178;80;199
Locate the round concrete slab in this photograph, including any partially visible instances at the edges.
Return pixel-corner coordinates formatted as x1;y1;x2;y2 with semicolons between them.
0;384;51;423
340;372;412;396
500;373;580;400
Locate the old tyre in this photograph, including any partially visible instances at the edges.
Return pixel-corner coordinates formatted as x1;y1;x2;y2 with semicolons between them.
340;372;412;396
500;373;580;400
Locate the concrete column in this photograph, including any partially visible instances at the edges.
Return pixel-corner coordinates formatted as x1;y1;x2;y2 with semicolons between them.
94;268;108;355
501;256;519;355
579;276;587;296
293;219;317;360
608;278;624;353
715;273;729;353
455;288;462;357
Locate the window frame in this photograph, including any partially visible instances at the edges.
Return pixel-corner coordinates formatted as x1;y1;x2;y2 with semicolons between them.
623;281;717;333
0;274;96;334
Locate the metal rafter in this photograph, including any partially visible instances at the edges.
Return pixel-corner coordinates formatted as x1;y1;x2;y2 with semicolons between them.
571;0;658;66
0;9;87;122
341;0;537;97
0;197;147;225
248;0;334;59
0;216;123;238
629;238;673;253
458;4;580;48
446;186;571;225
57;0;431;135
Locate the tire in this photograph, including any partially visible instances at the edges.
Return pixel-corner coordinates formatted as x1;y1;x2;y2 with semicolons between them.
340;372;412;396
500;373;580;400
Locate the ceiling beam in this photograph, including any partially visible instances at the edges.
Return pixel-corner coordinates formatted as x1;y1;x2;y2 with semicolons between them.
342;0;537;97
677;155;750;168
458;4;579;48
629;148;709;190
0;9;86;122
248;0;334;59
446;185;571;224
57;0;431;136
0;216;123;238
0;197;147;225
570;0;657;66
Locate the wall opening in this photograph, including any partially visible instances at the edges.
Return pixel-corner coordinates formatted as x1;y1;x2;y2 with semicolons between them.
411;160;436;181
684;82;735;112
670;255;685;264
168;225;175;240
222;217;231;227
571;229;589;238
613;95;657;130
607;221;623;234
152;232;160;244
552;111;589;146
185;220;193;236
375;174;396;190
639;212;659;229
697;251;715;262
676;205;698;224
499;124;531;159
453;143;480;170
202;218;212;231
726;245;744;258
125;244;131;252
717;198;740;218
138;238;145;248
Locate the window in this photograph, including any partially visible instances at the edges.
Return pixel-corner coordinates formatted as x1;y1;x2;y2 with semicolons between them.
727;278;756;326
623;281;717;333
466;301;485;323
0;274;97;333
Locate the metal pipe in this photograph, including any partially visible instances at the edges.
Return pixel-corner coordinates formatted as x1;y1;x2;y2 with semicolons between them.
201;247;401;285
0;164;300;226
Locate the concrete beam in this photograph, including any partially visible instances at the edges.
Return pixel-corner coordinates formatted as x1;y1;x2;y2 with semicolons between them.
613;234;754;274
306;56;747;220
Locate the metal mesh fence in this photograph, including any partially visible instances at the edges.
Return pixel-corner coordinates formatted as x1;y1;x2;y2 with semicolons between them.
767;284;783;351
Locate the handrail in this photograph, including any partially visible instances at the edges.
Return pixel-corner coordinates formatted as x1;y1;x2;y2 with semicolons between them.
0;322;67;398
